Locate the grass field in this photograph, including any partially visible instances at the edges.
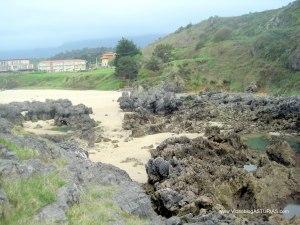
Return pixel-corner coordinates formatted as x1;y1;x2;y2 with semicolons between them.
0;68;123;90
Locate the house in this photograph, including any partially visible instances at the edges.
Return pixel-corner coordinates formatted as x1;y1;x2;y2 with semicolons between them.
100;52;116;67
0;59;34;72
38;59;86;72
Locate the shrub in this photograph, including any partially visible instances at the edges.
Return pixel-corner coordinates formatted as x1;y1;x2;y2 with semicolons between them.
115;56;139;80
195;40;206;50
213;27;232;42
252;30;296;66
145;56;162;71
153;44;174;63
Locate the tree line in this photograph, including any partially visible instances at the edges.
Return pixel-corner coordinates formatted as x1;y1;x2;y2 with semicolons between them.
114;38;173;80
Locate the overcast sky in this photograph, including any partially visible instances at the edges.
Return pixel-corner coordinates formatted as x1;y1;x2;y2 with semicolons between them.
0;0;295;51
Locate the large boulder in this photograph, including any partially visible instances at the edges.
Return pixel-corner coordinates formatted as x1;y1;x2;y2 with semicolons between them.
146;157;171;183
266;139;296;166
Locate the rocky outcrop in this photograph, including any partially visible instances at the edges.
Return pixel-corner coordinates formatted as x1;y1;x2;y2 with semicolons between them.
145;132;299;223
266;138;296;166
118;86;182;115
0;99;99;145
121;90;300;137
0;103;164;225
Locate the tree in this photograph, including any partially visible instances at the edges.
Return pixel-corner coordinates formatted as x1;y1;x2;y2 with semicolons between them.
115;38;140;62
153;44;173;63
114;38;140;80
145;56;162;71
115;56;139;80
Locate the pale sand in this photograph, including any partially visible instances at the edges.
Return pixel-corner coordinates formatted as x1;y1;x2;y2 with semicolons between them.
0;90;202;183
22;120;69;135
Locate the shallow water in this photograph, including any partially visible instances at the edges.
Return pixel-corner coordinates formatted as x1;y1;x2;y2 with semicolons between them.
283;204;300;219
243;134;300;153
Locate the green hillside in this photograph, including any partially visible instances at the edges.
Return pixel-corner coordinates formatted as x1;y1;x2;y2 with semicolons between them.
141;0;300;95
0;68;123;90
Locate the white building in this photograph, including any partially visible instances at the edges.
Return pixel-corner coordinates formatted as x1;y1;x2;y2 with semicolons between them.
38;59;86;72
0;59;34;72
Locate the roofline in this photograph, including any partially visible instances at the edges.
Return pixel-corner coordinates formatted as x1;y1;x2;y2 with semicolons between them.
39;59;86;63
0;59;31;61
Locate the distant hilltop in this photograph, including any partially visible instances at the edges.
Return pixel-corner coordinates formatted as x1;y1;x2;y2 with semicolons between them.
0;34;163;60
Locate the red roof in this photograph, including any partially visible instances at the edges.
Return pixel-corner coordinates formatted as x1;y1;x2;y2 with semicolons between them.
101;52;116;60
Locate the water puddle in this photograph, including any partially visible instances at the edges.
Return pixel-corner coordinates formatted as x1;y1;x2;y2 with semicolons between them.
283;203;300;219
243;164;257;172
242;133;300;153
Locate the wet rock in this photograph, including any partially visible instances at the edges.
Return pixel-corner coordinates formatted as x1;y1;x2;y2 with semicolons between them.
266;139;296;166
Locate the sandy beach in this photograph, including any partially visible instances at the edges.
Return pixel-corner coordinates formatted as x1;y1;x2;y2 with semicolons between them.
0;90;201;183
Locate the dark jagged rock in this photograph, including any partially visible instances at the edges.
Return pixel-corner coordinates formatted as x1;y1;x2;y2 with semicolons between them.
146;157;171;183
145;134;299;223
118;86;182;115
0;99;95;129
0;99;98;143
0;108;164;225
121;90;300;137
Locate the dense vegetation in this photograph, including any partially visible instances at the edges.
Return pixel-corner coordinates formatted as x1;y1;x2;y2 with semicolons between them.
0;68;122;90
140;0;300;95
114;38;141;80
51;47;114;66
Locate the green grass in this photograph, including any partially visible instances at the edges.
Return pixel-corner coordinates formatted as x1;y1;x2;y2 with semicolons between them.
0;173;65;225
0;68;123;90
67;186;146;225
0;138;38;160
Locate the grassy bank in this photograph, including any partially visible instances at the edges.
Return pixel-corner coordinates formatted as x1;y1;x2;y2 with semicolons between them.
0;68;123;90
140;1;300;96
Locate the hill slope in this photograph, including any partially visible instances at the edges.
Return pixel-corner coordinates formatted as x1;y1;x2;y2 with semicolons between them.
141;0;300;95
